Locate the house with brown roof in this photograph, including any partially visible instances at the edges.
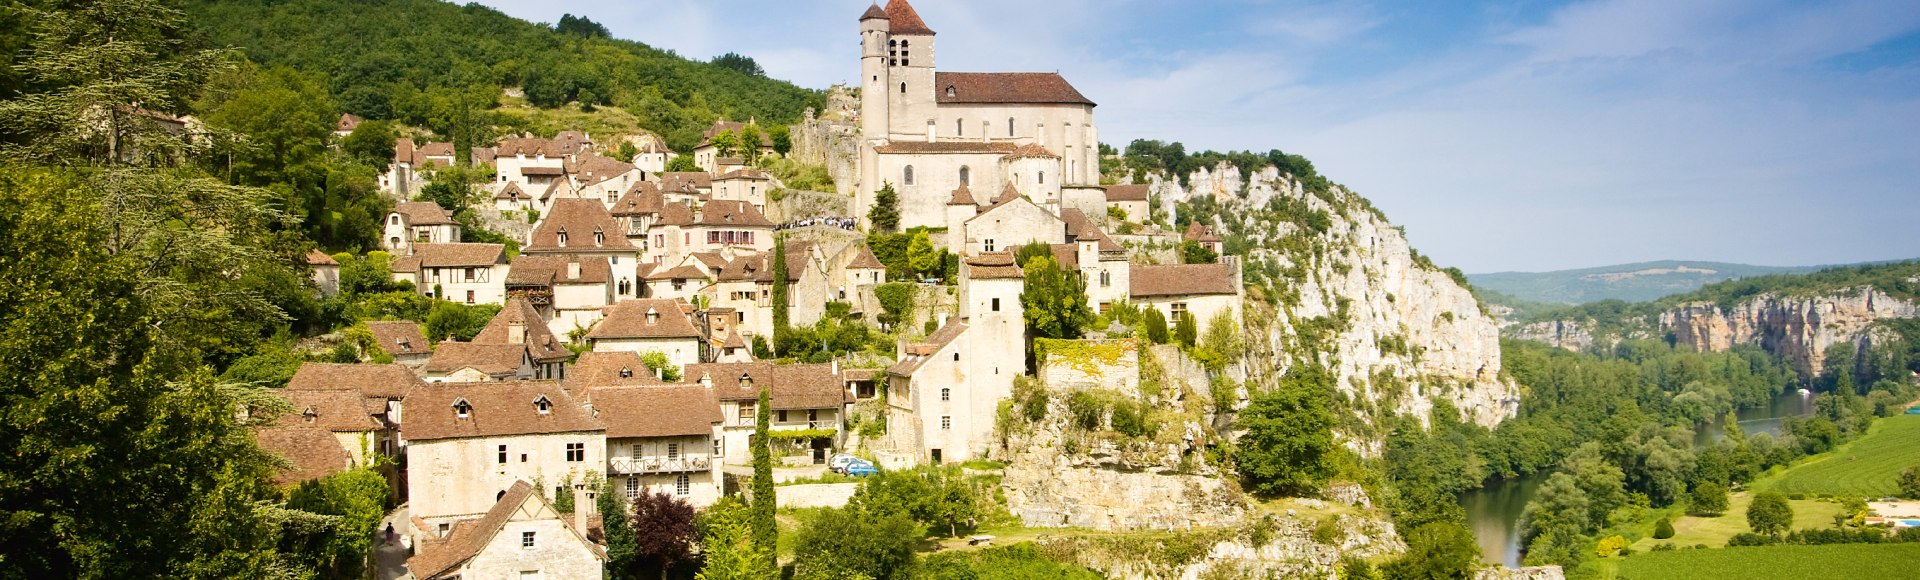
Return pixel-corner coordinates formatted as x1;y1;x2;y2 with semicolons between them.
507;254;616;338
640;255;715;303
255;425;356;487
469;296;573;381
562;351;670;388
406;479;606;580
391;243;509;305
308;250;340;297
711;169;772;211
581;385;725;508
691;119;774;174
683;363;852;466
855;0;1101;229
878;251;1028;465
333;113;362;138
838;243;888;298
401;380;605;531
627;132;677;174
656;172;713;203
586;299;703;370
1103;184;1151;224
524;198;639;265
961;190;1066;257
365;320;432;369
1060;208;1132;311
383;138;460;198
1129;260;1244;330
383;201;462;254
424;342;537;383
1184;221;1224;255
281;362;423;482
644;200;774;265
567;153;641;207
489;134;579;198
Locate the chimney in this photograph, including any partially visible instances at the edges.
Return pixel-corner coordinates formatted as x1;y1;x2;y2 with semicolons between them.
699;372;713;389
567;260;582;279
508;321;525;344
572;481;592;541
831;359;840;376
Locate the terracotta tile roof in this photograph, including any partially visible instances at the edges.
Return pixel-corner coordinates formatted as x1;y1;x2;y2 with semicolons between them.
1184;221;1222;242
659;172;712;195
336;113;362;133
306;249;338;266
610;181;664;216
508;255;612;286
872;141;1017;155
947;185;977;206
395;201;457;226
1004;143;1059;159
588;299;702;340
883;0;935;35
935;72;1093;106
861;3;889;21
887;321;969;376
584;385;721;438
644;263;711;282
847;244;886;270
424;342;528;377
565;351;672;387
401;381;602;442
1060;208;1123;252
472;296;570;362
525;199;637;252
390;256;420;273
716;169;770;181
1105;184;1149;202
286;363;423;400
691;253;731;270
714;157;745;166
991;182;1023;205
721;329;747;349
1049;244;1079;270
471;147;496;167
658;200;773;228
1130;263;1237;297
494;182;529;201
495;136;564;157
843;368;879;381
392;138;413;165
411;243;507;268
521;165;566;176
276;389;384;432
256;425;354;486
366;321;429;357
538;178;573;201
569;154;635;187
681;362;850;409
712;254;769;282
964;252;1023;279
408;479;603;578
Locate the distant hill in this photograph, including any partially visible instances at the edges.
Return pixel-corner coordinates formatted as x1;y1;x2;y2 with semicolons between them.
1469;261;1826;305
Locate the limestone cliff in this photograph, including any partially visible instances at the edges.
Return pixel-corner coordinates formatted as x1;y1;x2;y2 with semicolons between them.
1150;162;1519;432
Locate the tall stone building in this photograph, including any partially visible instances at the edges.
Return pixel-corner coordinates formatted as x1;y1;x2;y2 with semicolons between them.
855;0;1102;229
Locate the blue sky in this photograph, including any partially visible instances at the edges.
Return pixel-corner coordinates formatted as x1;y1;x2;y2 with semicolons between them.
471;0;1920;273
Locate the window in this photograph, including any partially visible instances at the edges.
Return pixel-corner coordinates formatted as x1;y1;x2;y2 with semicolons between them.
457;400;474;419
953;352;959;362
738;404;753;420
625;477;639;498
497;444;507;464
557;228;569;247
955;119;963;135
566;443;585;462
983;238;994;252
675;475;691;496
631;444;644;459
390;215;399;225
439;522;451;535
991;298;1000;312
667;443;680;459
593;228;604;246
1008;117;1015;136
522;531;536;548
1039;171;1046;185
940;388;950;401
1100;270;1111;287
464;267;476;282
900;82;906;94
1171;302;1188;316
535;397;551;414
959;166;970;185
941;416;951;430
713;437;723;456
465;290;475;304
903;165;914;186
776;410;788;423
946;86;956;97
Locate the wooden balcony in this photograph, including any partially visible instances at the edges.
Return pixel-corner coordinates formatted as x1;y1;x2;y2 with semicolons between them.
607;456;710;475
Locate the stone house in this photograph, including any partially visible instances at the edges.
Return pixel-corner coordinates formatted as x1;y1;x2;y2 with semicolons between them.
1103;184;1150;224
638;259;713;302
523;199;641;287
384;139;456;198
307;250;340;297
284;363;420;458
563;351;671;387
567;153;641;206
424;343;537;383
365;320;432;369
490;136;577;195
586;298;703;371
1059;208;1131;311
960;189;1065;256
711;169;772;212
383;201;462;254
407;480;606;580
630;133;676;174
402;380;606;532
391;243;510;305
657;172;713;203
469;296;572;381
609;182;667;276
506;255;615;339
1183;221;1224;255
582;385;725;509
837;243;888;302
333;113;362;138
691;120;774;174
644;201;774;266
1129;260;1243;330
254;425;355;487
684;362;852;465
883;252;1026;464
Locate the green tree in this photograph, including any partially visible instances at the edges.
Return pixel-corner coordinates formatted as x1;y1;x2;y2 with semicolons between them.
848;467;984;538
749;386;777;571
599;478;638;578
1519;472;1590;563
869;182;900;232
790;508;922;580
1191;311;1242;371
695;496;772;580
907;230;940;278
1180;240;1218;264
1690;481;1730;516
1900;465;1920;500
285;467;390;579
666;155;700;172
1019;254;1093;341
1174;310;1199;348
1381;521;1482;580
1653;517;1675;539
710;52;766;77
1235;365;1336;496
1747;491;1793;537
772;236;790;353
341;119;398;167
1142;308;1169;344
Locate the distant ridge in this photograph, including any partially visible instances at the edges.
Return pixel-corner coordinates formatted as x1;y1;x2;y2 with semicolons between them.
1469;260;1829;305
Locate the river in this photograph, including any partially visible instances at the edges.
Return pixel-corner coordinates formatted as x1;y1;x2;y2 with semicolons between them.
1459;389;1814;568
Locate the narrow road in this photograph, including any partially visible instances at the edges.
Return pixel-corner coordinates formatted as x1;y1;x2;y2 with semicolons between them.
375;503;412;580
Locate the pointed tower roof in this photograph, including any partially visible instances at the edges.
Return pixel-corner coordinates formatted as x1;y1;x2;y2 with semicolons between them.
992;182;1022;205
860;4;888;21
947;184;976;206
883;0;935;35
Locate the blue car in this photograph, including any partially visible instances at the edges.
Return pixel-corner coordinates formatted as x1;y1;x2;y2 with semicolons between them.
844;460;879;477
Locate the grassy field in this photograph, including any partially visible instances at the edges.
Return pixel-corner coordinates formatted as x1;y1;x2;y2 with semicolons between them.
1613;543;1920;580
1758;414;1920;497
1626;494;1844;551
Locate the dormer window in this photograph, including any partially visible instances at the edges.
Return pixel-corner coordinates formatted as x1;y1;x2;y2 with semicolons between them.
453;399;473;419
946;86;956;98
593;227;605;246
557;228;569;247
301;406;318;423
646;308;659;324
396;337;412;352
739;373;753;390
534;395;552;415
618;366;633;378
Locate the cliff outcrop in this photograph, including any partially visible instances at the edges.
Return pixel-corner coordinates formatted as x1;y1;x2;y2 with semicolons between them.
1662;288;1917;376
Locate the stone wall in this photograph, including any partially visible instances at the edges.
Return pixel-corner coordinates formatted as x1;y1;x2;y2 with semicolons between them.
1039;339;1140;394
774;483;858;509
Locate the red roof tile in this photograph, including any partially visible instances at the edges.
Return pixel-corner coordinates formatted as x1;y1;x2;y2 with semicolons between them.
883;0;935;35
401;381;602;442
935;72;1093;106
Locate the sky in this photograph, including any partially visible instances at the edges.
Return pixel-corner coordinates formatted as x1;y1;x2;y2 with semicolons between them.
470;0;1920;273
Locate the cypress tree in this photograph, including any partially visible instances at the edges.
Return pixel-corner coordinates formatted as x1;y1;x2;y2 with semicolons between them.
749;386;778;570
771;236;788;356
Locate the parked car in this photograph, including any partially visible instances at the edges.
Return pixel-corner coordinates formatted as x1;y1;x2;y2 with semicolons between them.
827;453;861;474
845;460;879;477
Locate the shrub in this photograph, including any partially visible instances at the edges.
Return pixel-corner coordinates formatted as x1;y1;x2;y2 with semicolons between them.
1689;482;1730;516
1899;465;1920;499
1312;515;1342;545
1654;517;1675;540
1748;492;1794;536
1595;535;1628;558
1142;308;1169;344
1066;390;1106;431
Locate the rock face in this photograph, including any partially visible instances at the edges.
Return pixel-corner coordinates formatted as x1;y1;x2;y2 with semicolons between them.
1157;162;1519;431
1042;506;1404;580
1661;288;1918;377
1509;319;1597;352
787;86;859;197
